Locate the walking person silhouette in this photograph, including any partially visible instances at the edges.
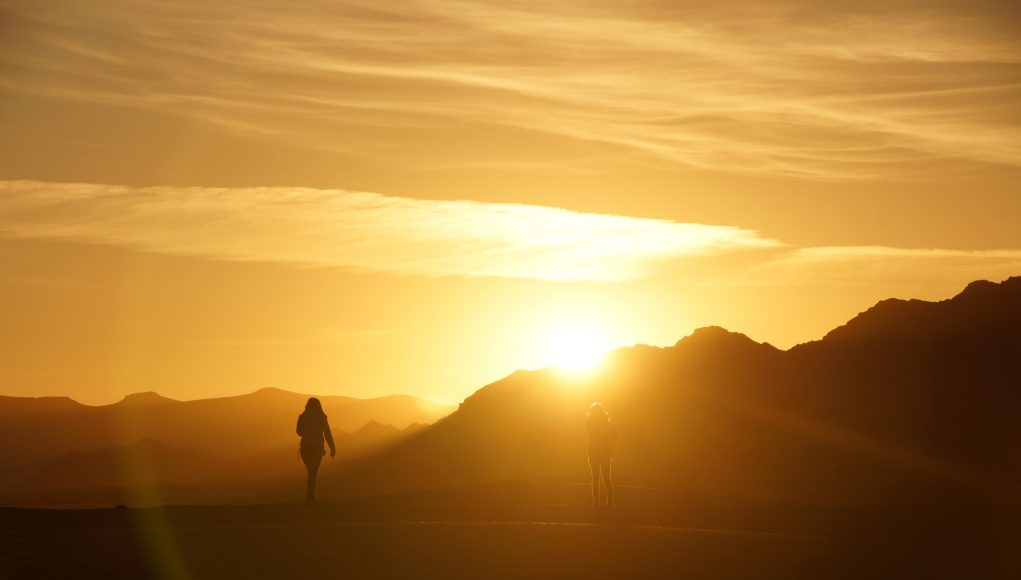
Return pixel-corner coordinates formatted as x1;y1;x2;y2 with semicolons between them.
585;402;617;507
296;397;336;504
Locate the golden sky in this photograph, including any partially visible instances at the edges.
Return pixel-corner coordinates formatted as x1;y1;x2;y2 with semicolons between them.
1;0;1019;404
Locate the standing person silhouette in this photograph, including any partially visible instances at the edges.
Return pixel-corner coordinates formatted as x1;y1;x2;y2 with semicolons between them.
296;397;336;504
585;402;617;507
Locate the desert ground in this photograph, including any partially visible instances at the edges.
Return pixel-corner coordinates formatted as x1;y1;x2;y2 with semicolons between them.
2;481;1017;580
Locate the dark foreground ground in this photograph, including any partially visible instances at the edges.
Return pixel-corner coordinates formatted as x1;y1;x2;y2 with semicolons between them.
1;482;1018;580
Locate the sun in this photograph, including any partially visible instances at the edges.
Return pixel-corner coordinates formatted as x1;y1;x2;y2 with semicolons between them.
544;326;609;372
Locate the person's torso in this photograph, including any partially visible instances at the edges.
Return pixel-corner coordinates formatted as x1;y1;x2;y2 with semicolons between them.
298;413;325;448
587;420;615;456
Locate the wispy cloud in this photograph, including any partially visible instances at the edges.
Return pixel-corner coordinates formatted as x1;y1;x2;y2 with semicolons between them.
1;0;1018;179
757;245;1021;283
0;180;778;281
5;180;1017;285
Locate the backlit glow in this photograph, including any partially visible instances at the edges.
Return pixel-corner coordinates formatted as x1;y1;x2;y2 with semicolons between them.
544;326;609;372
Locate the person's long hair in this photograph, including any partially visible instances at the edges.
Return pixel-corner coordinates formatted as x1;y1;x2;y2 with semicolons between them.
304;397;324;417
587;402;609;422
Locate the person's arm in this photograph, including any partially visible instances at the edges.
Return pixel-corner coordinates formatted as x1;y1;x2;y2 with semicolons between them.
296;415;303;437
323;416;336;457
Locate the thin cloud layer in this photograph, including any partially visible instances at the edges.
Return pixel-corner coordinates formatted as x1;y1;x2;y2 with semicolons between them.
4;181;1017;285
0;180;777;281
759;245;1021;284
1;0;1019;179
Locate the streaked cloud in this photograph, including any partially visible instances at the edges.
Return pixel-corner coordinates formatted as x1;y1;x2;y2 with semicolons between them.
0;180;778;281
4;180;1017;286
758;245;1021;283
1;0;1018;179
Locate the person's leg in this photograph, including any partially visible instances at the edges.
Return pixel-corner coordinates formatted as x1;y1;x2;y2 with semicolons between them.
588;456;600;506
601;458;614;507
307;461;319;503
302;450;323;503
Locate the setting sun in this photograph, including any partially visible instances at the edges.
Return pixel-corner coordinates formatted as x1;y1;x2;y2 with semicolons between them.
544;327;610;372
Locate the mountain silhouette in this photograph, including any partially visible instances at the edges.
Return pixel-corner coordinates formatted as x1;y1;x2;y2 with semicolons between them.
0;388;454;494
323;277;1021;504
115;392;178;407
24;420;429;496
354;420;403;441
31;438;228;490
0;395;83;417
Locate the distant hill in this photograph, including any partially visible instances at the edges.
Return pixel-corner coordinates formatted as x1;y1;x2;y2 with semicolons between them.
324;277;1021;504
26;419;427;494
31;438;229;490
0;388;454;493
353;420;402;441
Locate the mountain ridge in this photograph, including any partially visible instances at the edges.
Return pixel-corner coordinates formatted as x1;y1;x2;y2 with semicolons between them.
4;386;447;410
809;275;1021;346
2;276;1018;505
325;276;1021;504
31;437;229;490
0;387;456;493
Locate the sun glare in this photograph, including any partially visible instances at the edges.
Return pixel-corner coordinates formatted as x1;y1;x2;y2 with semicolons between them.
545;327;609;372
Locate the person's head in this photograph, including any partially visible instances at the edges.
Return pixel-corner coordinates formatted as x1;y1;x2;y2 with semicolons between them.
587;402;608;420
304;397;323;414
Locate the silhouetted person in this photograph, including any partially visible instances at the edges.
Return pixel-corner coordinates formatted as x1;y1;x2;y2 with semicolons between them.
296;397;335;504
586;402;617;507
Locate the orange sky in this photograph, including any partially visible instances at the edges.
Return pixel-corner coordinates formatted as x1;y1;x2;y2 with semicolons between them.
1;0;1019;404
